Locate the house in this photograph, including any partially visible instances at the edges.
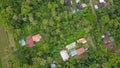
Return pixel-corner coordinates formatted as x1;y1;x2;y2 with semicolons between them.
51;61;57;68
94;0;110;9
77;38;87;44
101;31;115;51
60;50;69;61
76;4;87;10
76;0;80;3
51;63;56;68
26;37;34;47
66;42;76;50
76;47;86;56
19;39;26;46
70;50;77;56
32;34;41;42
64;0;72;7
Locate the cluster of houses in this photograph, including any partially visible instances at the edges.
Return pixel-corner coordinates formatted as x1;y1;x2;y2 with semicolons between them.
101;31;115;51
64;0;87;14
19;34;41;47
59;31;115;61
94;0;110;9
60;38;88;61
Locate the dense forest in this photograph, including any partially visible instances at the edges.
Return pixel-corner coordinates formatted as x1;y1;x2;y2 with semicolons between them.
0;0;120;68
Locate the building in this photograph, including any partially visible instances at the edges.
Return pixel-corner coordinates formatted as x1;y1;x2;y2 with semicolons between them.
51;64;56;68
76;0;80;3
26;37;34;47
64;0;72;7
94;0;109;9
77;38;87;44
76;4;87;10
66;42;76;50
19;39;26;46
76;47;86;56
60;50;69;61
32;34;41;42
101;31;115;51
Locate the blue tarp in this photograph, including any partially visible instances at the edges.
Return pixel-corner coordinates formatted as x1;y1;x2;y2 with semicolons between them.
70;50;76;56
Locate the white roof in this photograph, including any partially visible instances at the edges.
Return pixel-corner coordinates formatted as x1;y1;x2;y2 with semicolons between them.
94;5;98;9
66;42;76;50
81;4;87;8
76;0;80;3
60;50;69;61
99;0;105;3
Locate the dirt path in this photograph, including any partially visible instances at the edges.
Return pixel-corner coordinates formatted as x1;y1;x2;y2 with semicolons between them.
0;26;10;68
0;26;16;68
89;0;98;21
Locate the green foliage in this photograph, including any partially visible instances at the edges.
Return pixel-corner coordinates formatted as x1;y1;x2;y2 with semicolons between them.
0;0;120;68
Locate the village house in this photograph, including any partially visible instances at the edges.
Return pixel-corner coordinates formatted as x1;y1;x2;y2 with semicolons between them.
77;38;87;44
19;34;41;47
60;50;69;62
76;47;87;56
94;0;110;9
76;0;80;3
51;61;57;68
64;0;72;7
70;47;87;57
32;34;41;42
66;42;76;50
26;37;34;47
101;31;115;51
76;4;87;10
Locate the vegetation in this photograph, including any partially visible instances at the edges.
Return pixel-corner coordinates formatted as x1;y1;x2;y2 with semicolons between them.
0;0;120;68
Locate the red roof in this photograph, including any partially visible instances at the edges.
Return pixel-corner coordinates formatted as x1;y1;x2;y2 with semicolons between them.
26;37;34;47
76;47;86;56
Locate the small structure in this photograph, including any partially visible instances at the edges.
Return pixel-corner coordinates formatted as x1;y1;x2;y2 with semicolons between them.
76;0;80;3
76;47;86;56
76;4;87;10
51;64;56;68
66;42;76;50
64;0;72;7
60;50;69;61
70;50;77;56
101;31;115;51
51;61;57;68
26;37;34;47
77;38;87;44
94;0;110;9
32;34;41;42
19;39;26;46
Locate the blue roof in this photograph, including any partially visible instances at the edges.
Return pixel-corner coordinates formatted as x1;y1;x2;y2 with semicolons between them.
20;39;26;46
70;50;76;56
